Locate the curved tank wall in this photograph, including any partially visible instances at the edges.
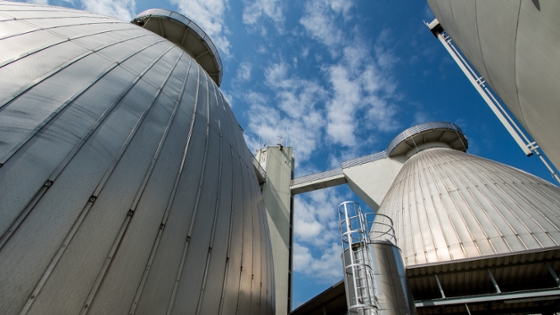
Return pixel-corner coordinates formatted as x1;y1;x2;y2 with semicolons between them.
427;0;560;170
376;146;560;267
0;2;274;315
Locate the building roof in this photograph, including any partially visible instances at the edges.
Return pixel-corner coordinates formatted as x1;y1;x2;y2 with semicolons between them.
131;8;223;86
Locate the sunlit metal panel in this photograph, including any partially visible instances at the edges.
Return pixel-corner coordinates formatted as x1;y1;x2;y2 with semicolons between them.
427;0;560;170
377;147;560;267
0;2;274;315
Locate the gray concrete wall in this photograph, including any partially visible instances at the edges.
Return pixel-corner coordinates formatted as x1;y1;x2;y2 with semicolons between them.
257;146;295;315
343;157;405;211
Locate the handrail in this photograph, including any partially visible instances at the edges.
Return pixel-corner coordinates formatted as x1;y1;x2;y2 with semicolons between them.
386;121;464;155
369;213;397;246
341;150;387;169
132;8;223;85
290;168;343;186
249;150;266;180
292;122;465;187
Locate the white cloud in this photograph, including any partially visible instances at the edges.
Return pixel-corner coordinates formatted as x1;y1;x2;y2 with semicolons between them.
294;189;343;247
300;2;401;147
323;39;400;146
299;0;345;51
236;62;252;82
243;62;327;163
293;242;342;283
27;0;49;4
412;111;430;125
374;28;400;70
328;0;353;17
243;0;284;28
79;0;135;21
169;0;231;56
301;47;309;58
325;64;361;145
292;188;345;283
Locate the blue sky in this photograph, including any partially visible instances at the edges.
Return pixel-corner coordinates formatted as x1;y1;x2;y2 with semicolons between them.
24;0;559;309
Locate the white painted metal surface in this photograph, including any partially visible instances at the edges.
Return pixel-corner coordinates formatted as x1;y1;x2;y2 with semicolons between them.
427;18;560;184
427;0;560;172
132;8;223;86
0;2;274;315
377;146;560;266
368;214;417;315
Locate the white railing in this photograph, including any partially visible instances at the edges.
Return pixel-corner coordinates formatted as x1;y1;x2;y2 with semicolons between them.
386;121;463;155
341;151;388;169
290;168;343;186
134;9;223;85
249;150;266;180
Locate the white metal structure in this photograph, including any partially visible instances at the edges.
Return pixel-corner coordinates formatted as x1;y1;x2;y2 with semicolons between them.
426;18;560;184
294;122;560;314
368;214;417;315
0;2;274;315
339;201;377;315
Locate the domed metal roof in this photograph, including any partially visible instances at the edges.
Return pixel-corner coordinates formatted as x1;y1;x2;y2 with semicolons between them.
386;122;468;157
132;8;223;86
376;147;560;266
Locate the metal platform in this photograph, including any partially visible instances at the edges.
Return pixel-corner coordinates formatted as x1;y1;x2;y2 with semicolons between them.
132;8;223;86
290;248;560;315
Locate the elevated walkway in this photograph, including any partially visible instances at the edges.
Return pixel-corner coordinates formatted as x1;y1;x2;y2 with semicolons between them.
289;122;468;210
290;168;346;195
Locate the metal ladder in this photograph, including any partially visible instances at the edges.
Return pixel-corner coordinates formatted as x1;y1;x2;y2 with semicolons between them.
338;201;377;315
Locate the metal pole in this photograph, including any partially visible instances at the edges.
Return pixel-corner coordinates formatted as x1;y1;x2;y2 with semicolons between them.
435;274;446;299
436;32;531;156
487;269;501;294
428;19;560;185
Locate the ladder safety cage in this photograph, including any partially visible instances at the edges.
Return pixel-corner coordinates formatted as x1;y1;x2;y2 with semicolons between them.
338;201;378;315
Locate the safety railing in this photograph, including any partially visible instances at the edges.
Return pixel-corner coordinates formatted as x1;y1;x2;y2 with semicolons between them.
368;213;397;246
133;8;223;85
249;150;266;180
341;150;387;169
291;123;464;187
386;121;464;155
290;168;343;186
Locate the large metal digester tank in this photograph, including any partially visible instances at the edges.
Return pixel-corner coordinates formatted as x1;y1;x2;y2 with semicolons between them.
374;123;560;314
427;0;560;170
0;2;274;315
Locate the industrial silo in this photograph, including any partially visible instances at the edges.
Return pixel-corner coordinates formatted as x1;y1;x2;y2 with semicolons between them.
374;123;560;314
0;2;274;315
426;0;560;171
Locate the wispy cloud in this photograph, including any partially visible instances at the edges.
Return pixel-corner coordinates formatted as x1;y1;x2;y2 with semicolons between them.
243;61;327;163
79;0;135;21
292;188;348;283
243;0;284;32
236;62;253;82
299;0;346;52
293;242;342;283
238;1;406;289
26;0;50;5
169;0;231;56
324;38;400;147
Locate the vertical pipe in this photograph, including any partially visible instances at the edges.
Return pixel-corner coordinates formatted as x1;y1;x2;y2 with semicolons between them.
368;213;417;315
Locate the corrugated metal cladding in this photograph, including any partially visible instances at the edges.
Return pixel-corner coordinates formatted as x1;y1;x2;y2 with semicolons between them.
0;2;274;315
427;0;560;170
377;147;560;267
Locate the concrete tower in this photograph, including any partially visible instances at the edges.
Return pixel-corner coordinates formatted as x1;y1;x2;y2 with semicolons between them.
257;145;295;315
